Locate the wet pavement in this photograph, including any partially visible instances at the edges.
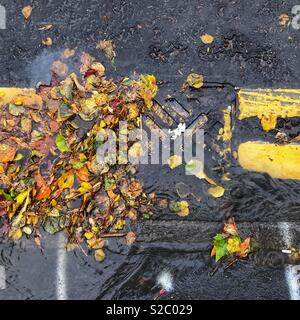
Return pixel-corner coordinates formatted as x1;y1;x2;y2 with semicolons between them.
0;0;300;300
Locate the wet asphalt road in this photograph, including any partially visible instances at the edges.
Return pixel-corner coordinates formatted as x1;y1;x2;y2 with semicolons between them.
0;0;300;300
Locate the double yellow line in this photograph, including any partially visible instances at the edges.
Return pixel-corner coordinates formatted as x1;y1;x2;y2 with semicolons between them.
1;87;300;180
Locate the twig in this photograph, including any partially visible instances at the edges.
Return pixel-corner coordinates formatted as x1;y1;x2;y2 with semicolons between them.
100;233;127;238
224;258;239;270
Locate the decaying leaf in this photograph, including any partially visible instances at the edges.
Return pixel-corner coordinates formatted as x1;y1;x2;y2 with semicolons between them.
186;73;204;89
200;34;214;44
169;200;190;217
167;155;182;169
51;60;68;77
224;223;238;236
279;14;290;27
127;180;143;198
96;40;116;60
63;48;76;59
126;232;136;246
42;37;53;47
0;142;17;163
94;249;106;262
22;5;32;20
35;172;51;201
208;185;225;198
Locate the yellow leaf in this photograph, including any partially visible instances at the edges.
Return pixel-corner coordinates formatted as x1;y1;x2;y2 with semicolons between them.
208;185;225;198
94;249;106;262
167;155;182;169
15;190;28;205
85;232;94;240
63;48;75;59
113;219;125;230
42;37;53;47
10;228;23;241
128;142;145;158
227;237;241;254
78;182;92;194
87;238;104;250
187;73;204;89
200;34;214;44
22;5;32;20
57;171;74;190
178;201;190;217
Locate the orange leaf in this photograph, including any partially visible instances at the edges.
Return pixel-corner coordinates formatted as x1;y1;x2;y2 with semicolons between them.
75;166;90;182
211;245;216;257
239;237;251;257
35;172;51;200
224;223;238;236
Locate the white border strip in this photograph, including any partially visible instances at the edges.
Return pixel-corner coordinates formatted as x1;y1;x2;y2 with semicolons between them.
279;222;300;300
56;232;67;300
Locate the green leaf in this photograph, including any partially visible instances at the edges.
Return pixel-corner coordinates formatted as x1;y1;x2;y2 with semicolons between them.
0;190;13;201
56;134;70;153
214;234;229;262
169;200;181;212
104;178;115;191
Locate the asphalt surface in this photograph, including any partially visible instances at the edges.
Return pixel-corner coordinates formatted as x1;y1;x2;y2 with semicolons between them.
0;0;300;300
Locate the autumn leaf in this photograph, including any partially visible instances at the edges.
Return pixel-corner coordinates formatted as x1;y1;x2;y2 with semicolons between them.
96;40;115;60
87;238;104;250
127;180;143;198
239;237;251;257
208;185;225;198
214;234;229;262
30;135;55;157
51;60;68;77
42;37;53;47
22;5;32;20
0;142;17;163
56;134;70;153
63;48;76;59
35;172;51;201
126;232;136;246
279;14;290;27
57;171;74;190
75;166;90;182
224;223;238;236
167;155;182;169
169;200;190;217
200;34;214;44
187;73;204;89
9;228;23;241
95;249;106;262
227;236;241;254
15;190;29;205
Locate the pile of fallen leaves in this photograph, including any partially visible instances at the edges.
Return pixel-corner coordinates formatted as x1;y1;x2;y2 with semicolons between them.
211;219;252;263
0;52;157;261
